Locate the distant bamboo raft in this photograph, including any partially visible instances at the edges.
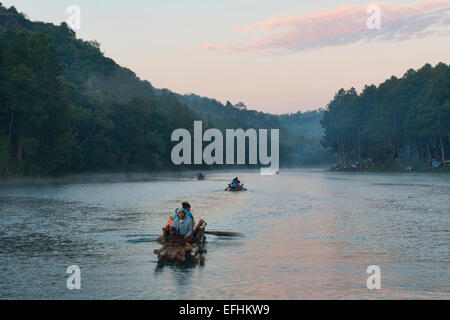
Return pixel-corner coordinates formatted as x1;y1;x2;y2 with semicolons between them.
197;173;206;180
226;183;246;191
154;222;207;264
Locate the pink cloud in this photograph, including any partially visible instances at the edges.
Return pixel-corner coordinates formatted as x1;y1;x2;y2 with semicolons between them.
200;0;450;54
198;42;218;51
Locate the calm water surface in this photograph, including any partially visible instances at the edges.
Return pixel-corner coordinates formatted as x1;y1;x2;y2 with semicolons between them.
0;170;449;299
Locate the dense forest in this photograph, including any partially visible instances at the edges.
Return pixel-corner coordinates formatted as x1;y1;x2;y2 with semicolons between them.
321;63;450;170
0;4;331;176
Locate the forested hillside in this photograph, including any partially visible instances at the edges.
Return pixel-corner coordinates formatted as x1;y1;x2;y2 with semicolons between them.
173;93;334;166
321;63;450;170
0;4;330;176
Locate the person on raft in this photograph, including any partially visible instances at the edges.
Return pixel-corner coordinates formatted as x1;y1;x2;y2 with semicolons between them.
169;202;204;240
170;208;195;241
230;177;240;188
174;202;194;220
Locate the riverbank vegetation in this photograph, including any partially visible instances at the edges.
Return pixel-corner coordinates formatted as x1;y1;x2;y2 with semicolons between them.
321;63;450;171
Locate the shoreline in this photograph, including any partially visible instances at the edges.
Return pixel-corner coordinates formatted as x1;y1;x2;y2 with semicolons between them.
1;167;449;186
327;167;450;174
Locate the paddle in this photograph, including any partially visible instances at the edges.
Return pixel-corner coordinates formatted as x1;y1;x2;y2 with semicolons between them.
205;231;245;237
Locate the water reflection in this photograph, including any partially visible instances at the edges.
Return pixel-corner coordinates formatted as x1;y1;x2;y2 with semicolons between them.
155;259;205;273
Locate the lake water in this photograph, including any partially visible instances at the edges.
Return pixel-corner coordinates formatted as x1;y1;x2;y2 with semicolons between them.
0;169;449;299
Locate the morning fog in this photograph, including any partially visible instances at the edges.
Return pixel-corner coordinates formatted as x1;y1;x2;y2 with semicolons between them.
171;121;279;174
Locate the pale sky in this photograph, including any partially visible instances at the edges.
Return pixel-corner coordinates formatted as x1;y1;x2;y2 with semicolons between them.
3;0;450;114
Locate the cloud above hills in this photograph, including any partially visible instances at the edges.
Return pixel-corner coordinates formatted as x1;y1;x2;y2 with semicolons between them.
197;0;450;54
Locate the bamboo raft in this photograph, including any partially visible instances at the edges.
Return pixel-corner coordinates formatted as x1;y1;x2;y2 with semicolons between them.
226;183;246;191
197;173;206;180
154;222;207;264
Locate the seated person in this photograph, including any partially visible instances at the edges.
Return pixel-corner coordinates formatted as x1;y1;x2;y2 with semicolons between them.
175;202;194;220
230;177;240;188
170;209;195;241
171;203;205;238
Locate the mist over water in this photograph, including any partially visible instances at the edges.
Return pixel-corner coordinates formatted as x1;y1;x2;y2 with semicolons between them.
0;170;449;299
